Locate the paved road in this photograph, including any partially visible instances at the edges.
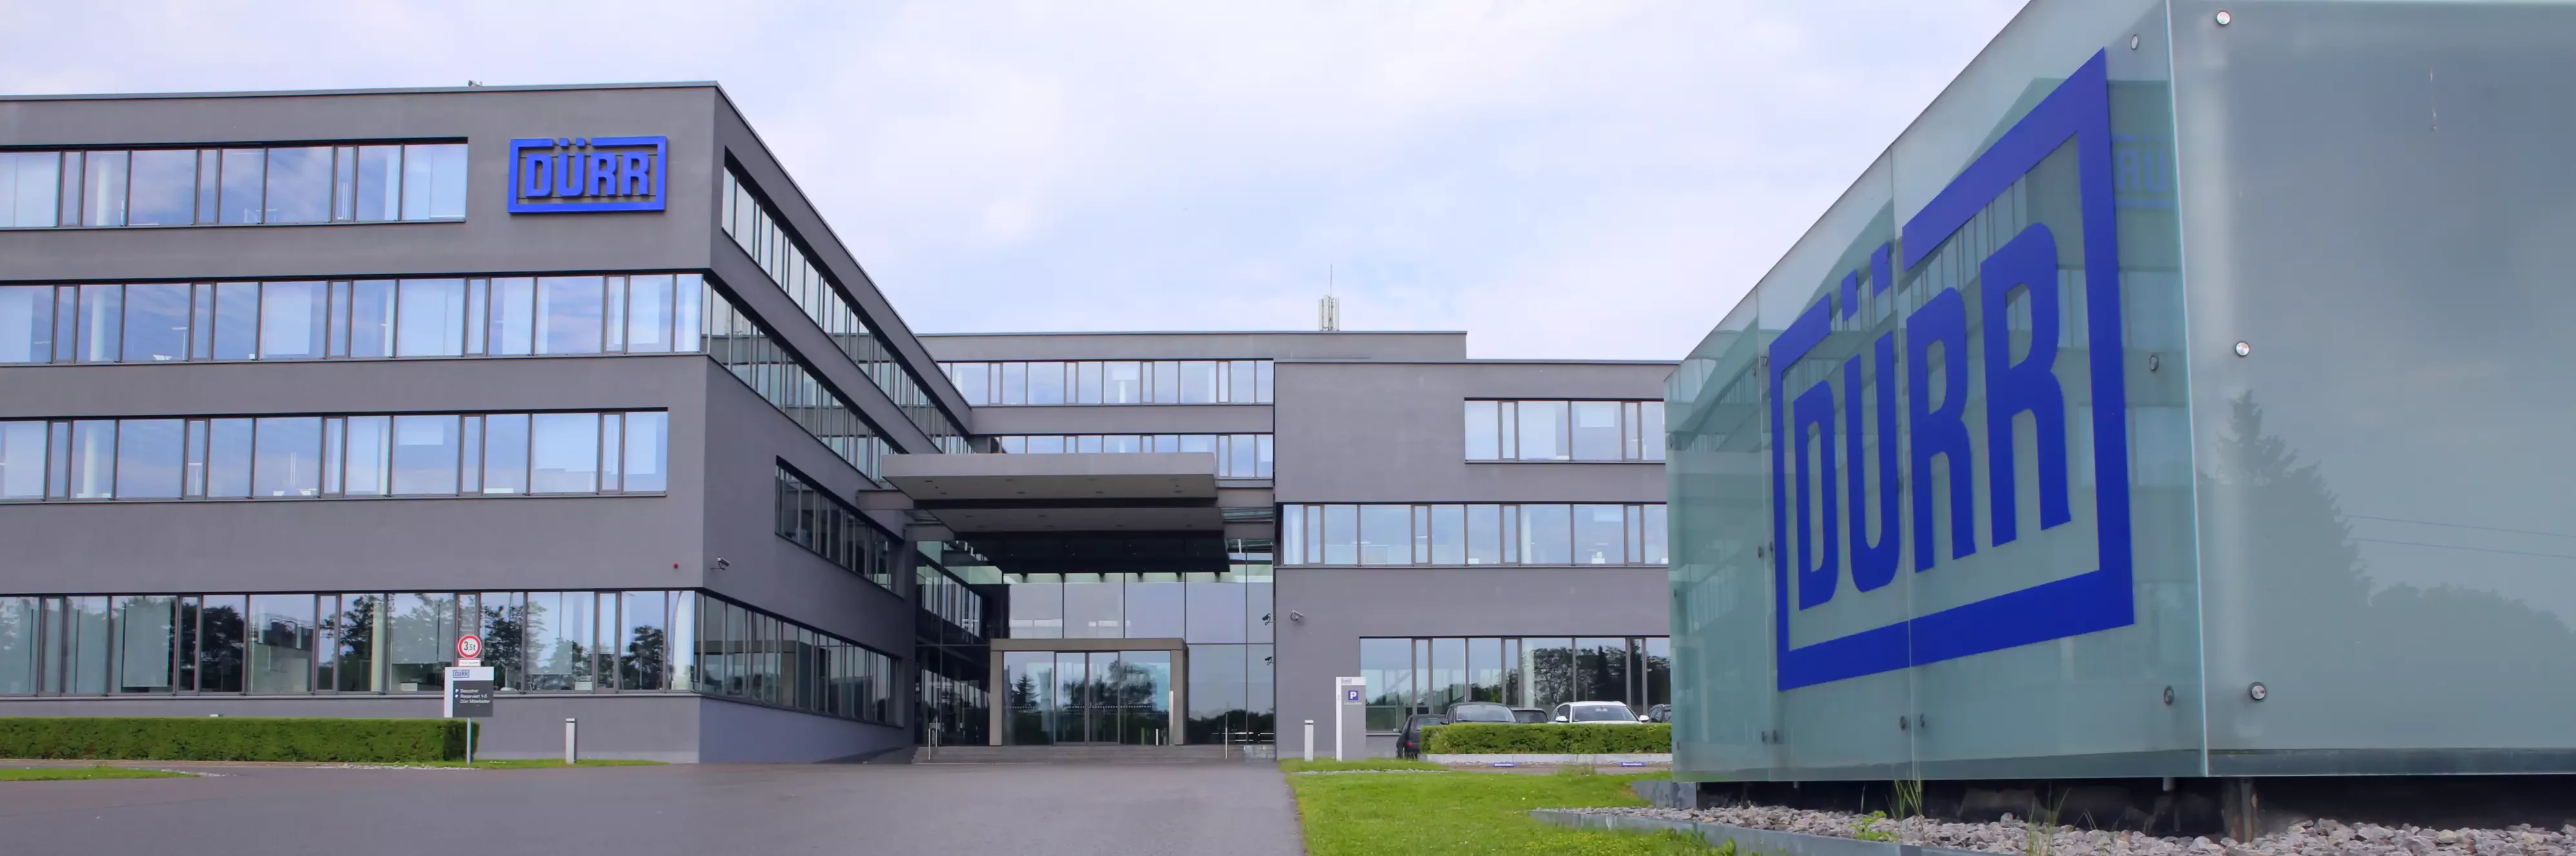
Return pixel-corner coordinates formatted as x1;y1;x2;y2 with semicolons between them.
1;761;1307;856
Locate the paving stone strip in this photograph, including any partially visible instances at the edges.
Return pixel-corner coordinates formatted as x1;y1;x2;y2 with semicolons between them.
1565;806;2576;856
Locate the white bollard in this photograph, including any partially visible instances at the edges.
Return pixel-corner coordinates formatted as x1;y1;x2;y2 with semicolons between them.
1303;720;1315;762
563;717;578;765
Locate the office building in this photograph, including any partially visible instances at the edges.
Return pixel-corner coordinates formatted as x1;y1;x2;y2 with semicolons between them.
0;83;1669;761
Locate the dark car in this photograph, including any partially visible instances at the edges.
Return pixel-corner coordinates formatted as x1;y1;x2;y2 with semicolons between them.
1445;702;1518;724
1397;713;1449;759
1510;708;1547;724
1645;704;1673;723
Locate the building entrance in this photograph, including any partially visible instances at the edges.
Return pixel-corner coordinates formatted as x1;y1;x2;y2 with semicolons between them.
1001;650;1176;745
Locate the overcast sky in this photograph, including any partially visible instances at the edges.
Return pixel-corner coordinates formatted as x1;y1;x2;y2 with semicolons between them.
0;1;2023;359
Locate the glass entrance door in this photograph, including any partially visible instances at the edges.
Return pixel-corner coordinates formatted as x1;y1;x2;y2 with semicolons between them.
1002;650;1174;745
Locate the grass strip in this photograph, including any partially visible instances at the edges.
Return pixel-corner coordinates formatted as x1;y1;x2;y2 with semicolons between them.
0;766;193;781
1286;765;1730;855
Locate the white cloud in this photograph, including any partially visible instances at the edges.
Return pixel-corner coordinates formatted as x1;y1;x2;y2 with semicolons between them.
0;0;2025;359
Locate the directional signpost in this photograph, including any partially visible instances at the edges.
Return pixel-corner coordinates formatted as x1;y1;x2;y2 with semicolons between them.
448;635;494;766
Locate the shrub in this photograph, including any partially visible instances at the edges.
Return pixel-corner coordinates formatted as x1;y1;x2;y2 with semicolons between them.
1422;722;1670;754
0;717;474;762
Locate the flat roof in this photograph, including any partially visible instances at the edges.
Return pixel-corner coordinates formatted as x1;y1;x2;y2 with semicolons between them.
917;330;1467;338
0;81;718;103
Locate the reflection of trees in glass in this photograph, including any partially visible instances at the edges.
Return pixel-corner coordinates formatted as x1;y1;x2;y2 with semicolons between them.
332;597;378;692
481;602;527;690
195;604;246;693
1529;647;1576;706
621;626;666;690
2206;393;2576;735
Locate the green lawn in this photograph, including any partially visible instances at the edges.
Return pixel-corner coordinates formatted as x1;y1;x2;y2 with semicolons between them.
1285;766;1726;855
0;766;193;781
1280;757;1448;773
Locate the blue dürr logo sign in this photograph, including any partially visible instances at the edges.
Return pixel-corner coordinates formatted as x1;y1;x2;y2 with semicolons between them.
508;136;668;214
1766;52;2132;691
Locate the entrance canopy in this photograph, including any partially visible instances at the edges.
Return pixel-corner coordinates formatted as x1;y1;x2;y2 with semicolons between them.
881;452;1223;533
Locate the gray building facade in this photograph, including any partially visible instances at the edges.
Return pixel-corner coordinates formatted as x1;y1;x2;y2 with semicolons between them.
0;83;1671;761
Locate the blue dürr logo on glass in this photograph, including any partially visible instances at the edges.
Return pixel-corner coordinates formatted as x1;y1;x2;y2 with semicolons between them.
508;136;668;214
1766;51;2133;691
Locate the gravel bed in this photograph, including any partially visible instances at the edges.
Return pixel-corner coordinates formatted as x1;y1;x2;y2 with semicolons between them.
1566;806;2576;855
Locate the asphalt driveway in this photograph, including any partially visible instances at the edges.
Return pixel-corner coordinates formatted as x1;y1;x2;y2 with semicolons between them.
0;761;1306;856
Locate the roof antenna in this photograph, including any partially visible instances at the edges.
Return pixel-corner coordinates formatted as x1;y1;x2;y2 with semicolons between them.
1319;265;1340;332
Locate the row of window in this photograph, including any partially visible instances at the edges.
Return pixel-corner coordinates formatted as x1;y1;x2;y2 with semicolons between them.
1358;636;1671;731
0;274;706;365
774;464;899;590
0;590;901;726
702;283;894;481
0;410;667;502
943;359;1273;406
719;167;963;450
0;143;467;229
1465;400;1666;462
994;433;1274;479
1000;571;1274;644
916;563;985;639
1281;503;1669;566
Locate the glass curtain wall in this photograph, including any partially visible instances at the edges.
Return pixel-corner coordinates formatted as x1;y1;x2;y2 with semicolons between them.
1282;503;1666;566
719;168;965;452
1464;400;1665;461
0;411;667;502
993;433;1273;478
1360;635;1670;732
0;274;705;366
946;360;1273;406
0;590;900;727
0;143;465;230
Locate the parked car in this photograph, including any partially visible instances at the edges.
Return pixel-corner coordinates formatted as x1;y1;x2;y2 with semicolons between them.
1398;713;1451;758
1645;704;1673;723
1511;707;1548;724
1445;702;1519;724
1549;701;1648;723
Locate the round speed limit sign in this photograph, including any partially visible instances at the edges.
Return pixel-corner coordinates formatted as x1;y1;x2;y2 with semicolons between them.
456;635;483;661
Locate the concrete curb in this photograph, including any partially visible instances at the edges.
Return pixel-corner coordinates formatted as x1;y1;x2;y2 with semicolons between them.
1423;753;1671;765
1530;809;1998;856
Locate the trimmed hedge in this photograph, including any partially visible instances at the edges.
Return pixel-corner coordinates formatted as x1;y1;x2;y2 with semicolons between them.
0;717;475;762
1422;722;1669;755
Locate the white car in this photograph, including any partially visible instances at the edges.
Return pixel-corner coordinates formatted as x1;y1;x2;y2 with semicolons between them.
1549;701;1649;724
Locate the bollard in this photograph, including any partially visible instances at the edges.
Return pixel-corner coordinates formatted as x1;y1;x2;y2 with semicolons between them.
1303;720;1315;762
564;717;578;765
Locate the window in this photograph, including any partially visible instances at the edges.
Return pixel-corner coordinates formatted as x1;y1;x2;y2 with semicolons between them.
985;433;1273;477
701;281;891;482
719;167;965;450
0;273;705;366
1281;504;1667;566
0;411;667;503
774;465;898;590
1358;635;1670;731
1466;400;1666;461
945;359;1274;406
0;142;465;230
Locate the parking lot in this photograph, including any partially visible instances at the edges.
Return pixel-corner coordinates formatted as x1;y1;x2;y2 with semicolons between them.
0;761;1307;856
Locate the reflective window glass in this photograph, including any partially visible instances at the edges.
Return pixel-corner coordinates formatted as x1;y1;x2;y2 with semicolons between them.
1063;573;1123;639
1007;577;1062;639
264;146;332;224
1183;580;1247;644
401;143;468;220
209;281;257;360
1105;361;1142;403
1359;638;1411;731
1323;504;1358;564
113;595;174;693
1571;401;1622;460
488;277;536;355
218;148;264;224
1228;361;1258;404
342;415;390;496
1464;401;1500;460
1152;361;1179;403
1520;504;1572;564
353;146;400;222
126;150;197;226
390;415;460;495
252;417;321;497
1027;361;1064;404
81;150;127;226
1431;504;1465;564
76;284;119;363
194;595;247;693
0;152;61;228
627;275;674;353
114;419;184;499
0;286;48;362
531;412;600;493
1516;401;1569;461
121;283;189;363
624;412;668;492
481;413;529;494
536;276;604;354
347;280;394;359
206;418;252;499
1574;504;1625;564
999;361;1025;404
1076;361;1103;404
257;281;327;359
1180;361;1216;403
1125;576;1184;639
1359;504;1410;565
0;422;46;499
1466;504;1504;564
1641;504;1667;564
247;594;316;694
396;279;467;357
1640;401;1665;462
